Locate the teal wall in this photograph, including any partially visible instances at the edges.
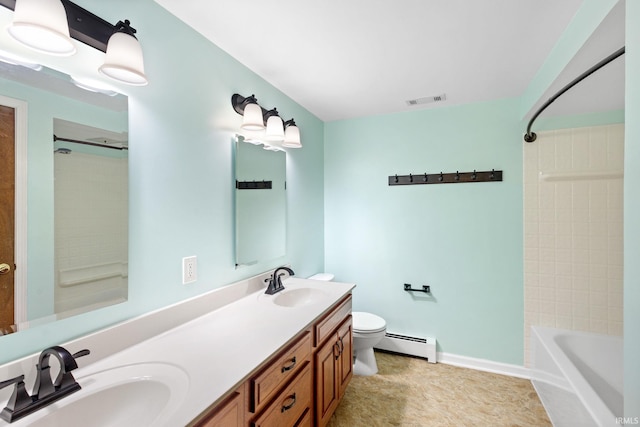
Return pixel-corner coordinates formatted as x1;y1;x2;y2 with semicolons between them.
324;98;524;364
520;0;619;118
0;0;325;364
624;0;640;418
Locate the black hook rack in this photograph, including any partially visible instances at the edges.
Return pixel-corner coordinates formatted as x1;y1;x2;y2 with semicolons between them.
236;180;272;190
389;169;502;186
404;284;431;293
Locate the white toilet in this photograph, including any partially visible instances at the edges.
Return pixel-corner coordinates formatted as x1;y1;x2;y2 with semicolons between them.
309;273;387;376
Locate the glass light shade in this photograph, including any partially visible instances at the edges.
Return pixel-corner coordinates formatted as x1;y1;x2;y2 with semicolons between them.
99;32;148;86
241;103;265;131
282;125;302;148
8;0;76;56
265;115;285;142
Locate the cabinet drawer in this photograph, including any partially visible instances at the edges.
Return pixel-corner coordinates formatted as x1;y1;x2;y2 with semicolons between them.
315;295;352;347
294;408;312;427
251;331;311;412
252;364;312;427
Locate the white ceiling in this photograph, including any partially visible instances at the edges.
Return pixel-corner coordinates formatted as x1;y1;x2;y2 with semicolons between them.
153;0;599;122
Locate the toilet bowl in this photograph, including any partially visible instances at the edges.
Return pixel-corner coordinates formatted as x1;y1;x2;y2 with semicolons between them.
308;273;387;376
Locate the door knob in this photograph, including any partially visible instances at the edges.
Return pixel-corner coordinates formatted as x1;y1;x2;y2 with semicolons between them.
0;263;11;275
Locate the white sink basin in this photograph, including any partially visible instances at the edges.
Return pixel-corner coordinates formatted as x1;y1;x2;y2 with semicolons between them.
272;287;327;308
21;363;189;427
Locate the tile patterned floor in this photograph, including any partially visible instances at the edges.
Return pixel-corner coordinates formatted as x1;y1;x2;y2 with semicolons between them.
328;352;551;427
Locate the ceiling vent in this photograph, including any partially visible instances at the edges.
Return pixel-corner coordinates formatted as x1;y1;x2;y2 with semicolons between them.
406;93;447;106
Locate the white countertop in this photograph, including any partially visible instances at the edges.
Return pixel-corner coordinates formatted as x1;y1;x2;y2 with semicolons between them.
5;277;355;426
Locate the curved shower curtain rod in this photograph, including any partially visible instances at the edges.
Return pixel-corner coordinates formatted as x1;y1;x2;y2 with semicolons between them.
523;46;625;143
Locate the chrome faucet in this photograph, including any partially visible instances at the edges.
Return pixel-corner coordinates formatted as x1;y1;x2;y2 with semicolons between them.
0;346;89;423
265;266;294;294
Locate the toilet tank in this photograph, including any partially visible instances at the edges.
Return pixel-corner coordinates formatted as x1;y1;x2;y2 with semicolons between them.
308;273;335;281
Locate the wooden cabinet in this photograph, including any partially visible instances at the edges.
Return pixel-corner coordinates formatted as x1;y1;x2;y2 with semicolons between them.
190;294;353;427
251;364;312;427
314;316;352;427
192;385;245;427
250;332;311;414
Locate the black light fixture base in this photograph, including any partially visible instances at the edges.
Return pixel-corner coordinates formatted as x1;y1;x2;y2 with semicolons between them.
0;0;138;53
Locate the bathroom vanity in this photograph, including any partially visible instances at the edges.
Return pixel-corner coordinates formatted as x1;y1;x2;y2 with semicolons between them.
0;274;355;427
191;293;353;427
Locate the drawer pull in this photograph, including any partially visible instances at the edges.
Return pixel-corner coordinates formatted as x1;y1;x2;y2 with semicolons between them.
281;393;297;413
281;356;296;373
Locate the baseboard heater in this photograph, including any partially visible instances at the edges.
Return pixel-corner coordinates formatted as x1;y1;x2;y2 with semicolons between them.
374;333;437;363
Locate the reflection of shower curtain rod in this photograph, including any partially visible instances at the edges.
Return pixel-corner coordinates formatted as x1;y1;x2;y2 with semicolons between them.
53;135;128;151
523;46;625;143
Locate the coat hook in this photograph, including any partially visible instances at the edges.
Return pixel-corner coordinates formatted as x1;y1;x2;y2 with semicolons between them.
423;173;428;182
439;172;443;182
409;173;413;182
455;171;460;181
395;174;398;183
471;170;477;180
490;169;495;180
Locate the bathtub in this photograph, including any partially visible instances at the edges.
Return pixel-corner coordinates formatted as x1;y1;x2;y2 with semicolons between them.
530;326;623;427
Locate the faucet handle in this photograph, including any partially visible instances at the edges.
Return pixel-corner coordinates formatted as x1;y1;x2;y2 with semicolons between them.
71;349;90;361
0;375;32;414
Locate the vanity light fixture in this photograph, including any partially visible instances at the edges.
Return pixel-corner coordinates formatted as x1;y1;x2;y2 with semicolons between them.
7;0;76;56
282;119;302;148
264;109;285;142
231;93;302;149
98;20;148;86
0;0;148;86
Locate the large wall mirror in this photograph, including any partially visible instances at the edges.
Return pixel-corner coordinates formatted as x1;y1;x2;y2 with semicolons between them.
0;60;128;336
234;137;286;266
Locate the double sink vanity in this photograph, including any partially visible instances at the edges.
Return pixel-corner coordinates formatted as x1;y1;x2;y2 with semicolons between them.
0;273;355;426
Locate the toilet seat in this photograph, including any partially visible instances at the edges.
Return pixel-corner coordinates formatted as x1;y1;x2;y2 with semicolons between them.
353;311;386;334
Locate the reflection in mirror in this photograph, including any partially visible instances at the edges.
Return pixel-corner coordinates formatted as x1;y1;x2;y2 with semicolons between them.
53;119;128;317
0;59;128;336
234;137;286;267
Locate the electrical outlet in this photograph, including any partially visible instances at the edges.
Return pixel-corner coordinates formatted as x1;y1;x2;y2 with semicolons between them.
182;256;197;284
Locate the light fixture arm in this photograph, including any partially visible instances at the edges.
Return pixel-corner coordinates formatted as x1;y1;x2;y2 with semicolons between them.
0;0;138;53
113;19;137;38
231;93;260;115
263;108;280;122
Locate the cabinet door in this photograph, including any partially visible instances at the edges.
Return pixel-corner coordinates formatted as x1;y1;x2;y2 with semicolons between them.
337;316;353;398
195;390;244;427
315;335;340;427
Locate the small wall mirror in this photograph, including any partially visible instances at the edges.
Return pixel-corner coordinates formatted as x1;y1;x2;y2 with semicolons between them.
234;137;286;266
0;59;128;336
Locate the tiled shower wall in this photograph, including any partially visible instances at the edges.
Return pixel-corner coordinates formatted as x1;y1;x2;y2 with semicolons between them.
523;124;624;364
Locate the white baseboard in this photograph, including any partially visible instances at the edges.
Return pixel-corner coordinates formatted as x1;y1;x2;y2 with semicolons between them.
437;352;531;379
